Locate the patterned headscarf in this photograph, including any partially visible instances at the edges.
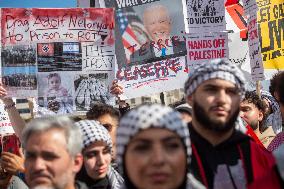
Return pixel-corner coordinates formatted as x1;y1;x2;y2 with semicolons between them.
184;59;246;98
116;104;191;175
260;90;282;134
75;120;112;151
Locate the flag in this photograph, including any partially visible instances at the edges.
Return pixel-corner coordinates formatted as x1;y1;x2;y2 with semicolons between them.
37;43;55;56
63;42;80;54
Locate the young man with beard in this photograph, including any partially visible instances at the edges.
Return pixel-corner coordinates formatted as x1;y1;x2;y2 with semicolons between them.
184;59;283;188
240;91;275;148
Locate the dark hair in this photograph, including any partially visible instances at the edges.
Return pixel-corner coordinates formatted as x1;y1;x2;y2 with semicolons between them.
47;73;61;81
269;72;282;98
243;91;268;131
86;103;120;121
273;72;284;105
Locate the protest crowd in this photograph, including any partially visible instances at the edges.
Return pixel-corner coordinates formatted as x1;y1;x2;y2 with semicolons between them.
0;59;284;189
1;0;284;189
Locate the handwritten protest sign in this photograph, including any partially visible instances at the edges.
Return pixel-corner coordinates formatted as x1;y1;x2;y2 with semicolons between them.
1;8;114;44
105;0;188;99
0;103;15;135
186;32;228;69
247;13;264;81
117;56;188;99
257;0;284;70
1;8;115;113
228;32;258;90
82;42;115;72
243;0;258;16
186;0;226;33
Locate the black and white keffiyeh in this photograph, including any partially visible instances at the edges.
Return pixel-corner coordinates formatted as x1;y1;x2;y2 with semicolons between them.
260;90;282;134
116;104;191;174
107;166;124;189
75;120;112;150
184;58;246;98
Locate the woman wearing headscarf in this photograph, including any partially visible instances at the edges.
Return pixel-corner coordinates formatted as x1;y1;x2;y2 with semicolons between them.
75;120;123;189
116;104;204;189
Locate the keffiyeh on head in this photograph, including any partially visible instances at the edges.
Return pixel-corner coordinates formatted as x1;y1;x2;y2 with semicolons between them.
184;59;246;98
116;104;191;174
75;120;112;151
260;90;282;134
260;90;280;113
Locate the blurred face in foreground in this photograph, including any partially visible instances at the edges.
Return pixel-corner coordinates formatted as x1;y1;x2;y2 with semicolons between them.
125;128;186;189
83;141;112;180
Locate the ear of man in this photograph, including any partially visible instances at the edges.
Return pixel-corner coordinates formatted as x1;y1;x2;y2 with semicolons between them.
186;95;193;107
72;153;83;174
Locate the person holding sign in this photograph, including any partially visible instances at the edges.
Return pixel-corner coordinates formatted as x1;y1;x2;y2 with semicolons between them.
130;4;186;64
0;82;26;140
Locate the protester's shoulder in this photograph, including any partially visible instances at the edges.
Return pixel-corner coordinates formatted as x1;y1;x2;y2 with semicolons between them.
8;176;29;189
75;180;89;189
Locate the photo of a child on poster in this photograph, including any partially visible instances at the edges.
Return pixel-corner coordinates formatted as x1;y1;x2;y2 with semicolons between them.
113;0;187;67
37;72;74;114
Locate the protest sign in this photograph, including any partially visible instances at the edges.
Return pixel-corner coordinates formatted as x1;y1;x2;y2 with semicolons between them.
257;0;284;70
1;8;115;113
0;103;15;135
225;0;248;39
228;32;258;90
186;0;226;33
111;0;187;66
186;32;228;69
117;56;188;99
247;13;264;81
243;0;258;16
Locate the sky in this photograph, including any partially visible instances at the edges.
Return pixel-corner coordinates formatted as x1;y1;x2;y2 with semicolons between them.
0;0;77;8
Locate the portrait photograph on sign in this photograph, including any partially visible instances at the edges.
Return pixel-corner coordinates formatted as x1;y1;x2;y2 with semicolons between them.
113;0;187;67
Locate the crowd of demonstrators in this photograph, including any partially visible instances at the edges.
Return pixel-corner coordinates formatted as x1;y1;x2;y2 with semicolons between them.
240;91;276;148
184;59;282;188
1;59;284;189
2;48;35;66
2;74;37;88
75;120;123;189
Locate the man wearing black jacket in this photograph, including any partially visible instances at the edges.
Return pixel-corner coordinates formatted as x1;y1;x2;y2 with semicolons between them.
184;59;283;188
